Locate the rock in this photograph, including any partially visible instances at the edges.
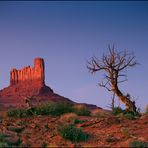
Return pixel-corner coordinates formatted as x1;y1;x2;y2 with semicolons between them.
138;136;145;141
10;58;45;86
29;123;36;129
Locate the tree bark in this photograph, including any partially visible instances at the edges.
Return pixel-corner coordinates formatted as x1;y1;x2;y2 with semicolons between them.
112;83;137;113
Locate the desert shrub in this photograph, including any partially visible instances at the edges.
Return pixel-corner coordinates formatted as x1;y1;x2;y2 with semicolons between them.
7;102;92;118
6;138;22;147
60;113;77;123
129;140;148;147
33;103;53;115
0;142;9;147
58;124;89;142
42;142;48;148
7;101;74;117
34;102;74;116
105;137;118;143
74;119;85;124
7;126;24;133
121;127;131;138
73;105;90;116
7;108;33;118
0;134;9;147
0;133;21;147
112;107;123;115
17;121;28;126
112;107;140;120
123;112;136;120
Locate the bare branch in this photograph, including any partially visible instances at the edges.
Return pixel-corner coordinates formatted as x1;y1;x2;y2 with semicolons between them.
118;79;128;83
99;82;112;91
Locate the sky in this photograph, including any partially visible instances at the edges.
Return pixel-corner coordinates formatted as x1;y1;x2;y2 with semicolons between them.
0;1;148;111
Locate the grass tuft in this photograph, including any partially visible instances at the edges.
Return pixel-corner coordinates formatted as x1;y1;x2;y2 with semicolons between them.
58;124;89;142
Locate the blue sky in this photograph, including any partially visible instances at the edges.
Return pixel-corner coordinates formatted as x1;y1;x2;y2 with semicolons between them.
0;1;148;110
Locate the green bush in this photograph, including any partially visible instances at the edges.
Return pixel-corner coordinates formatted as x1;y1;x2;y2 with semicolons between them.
7;101;74;117
0;133;21;147
112;107;123;115
0;134;8;147
129;140;148;147
0;141;9;147
112;107;139;120
7;108;33;118
58;124;89;142
5;138;22;147
7;102;92;118
123;112;136;120
74;119;85;124
34;102;74;116
7;126;24;133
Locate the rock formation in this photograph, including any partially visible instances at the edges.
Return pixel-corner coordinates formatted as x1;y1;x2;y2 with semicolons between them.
10;58;45;86
0;57;73;107
0;57;100;110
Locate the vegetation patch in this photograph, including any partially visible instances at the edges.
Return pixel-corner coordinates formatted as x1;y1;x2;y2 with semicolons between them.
0;133;21;147
17;121;28;126
7;102;92;118
74;119;85;124
106;137;118;143
129;140;148;147
121;127;131;138
7;126;24;133
33;102;74;116
112;107;123;116
7;108;33;118
58;124;89;142
7;101;74;117
112;106;140;120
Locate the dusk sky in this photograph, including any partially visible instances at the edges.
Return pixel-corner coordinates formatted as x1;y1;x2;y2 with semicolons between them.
0;1;148;111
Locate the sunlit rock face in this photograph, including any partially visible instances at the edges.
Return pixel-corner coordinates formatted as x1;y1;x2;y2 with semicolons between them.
10;58;45;86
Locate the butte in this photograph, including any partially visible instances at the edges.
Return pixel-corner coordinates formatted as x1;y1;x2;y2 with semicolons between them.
0;58;72;107
0;57;99;110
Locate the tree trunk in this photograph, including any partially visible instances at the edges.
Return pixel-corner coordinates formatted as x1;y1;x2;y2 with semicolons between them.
112;84;137;114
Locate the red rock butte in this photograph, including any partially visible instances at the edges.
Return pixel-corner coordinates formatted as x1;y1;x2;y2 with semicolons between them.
10;58;45;86
0;57;72;107
0;57;99;109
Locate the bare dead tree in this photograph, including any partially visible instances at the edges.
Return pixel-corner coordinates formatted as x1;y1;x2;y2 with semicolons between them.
87;45;139;114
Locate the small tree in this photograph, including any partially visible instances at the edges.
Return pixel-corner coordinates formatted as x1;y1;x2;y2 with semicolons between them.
87;45;139;114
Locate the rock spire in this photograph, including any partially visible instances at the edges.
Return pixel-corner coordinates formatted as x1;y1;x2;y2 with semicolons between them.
10;58;45;86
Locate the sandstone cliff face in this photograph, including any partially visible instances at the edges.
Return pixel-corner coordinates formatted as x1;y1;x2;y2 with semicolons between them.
10;58;45;86
0;57;72;107
0;57;54;98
